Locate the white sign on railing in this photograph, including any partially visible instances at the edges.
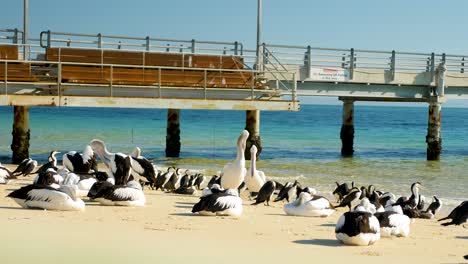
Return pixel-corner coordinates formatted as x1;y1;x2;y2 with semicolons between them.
309;68;350;82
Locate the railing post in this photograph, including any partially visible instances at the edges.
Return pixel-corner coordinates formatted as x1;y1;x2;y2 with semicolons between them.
166;44;170;52
223;47;227;55
46;30;51;48
66;38;71;47
349;48;355;80
306;45;312;79
57;62;62;100
110;65;113;97
461;57;465;74
158;67;162;98
390;50;396;81
430;52;435;80
191;39;196;53
13;28;19;44
292;72;297;102
204;69;207;100
117;41;121;50
251;69;255;100
4;61;7;94
145;36;150;51
234;41;239;56
341;53;346;69
180;45;184;53
97;33;102;49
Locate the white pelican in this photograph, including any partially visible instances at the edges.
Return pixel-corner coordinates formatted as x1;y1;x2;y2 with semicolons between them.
0;165;14;184
7;184;85;211
220;130;249;189
63;145;98;174
245;145;266;196
90;139;132;185
283;192;335;217
128;146;158;186
88;180;146;207
374;211;411;237
335;211;380;246
35;150;60;175
192;189;242;217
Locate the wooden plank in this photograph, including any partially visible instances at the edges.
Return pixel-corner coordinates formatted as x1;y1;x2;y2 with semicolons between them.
0;62;36;81
190;55;244;69
103;50;144;65
145;53;187;67
0;45;19;60
46;48;102;63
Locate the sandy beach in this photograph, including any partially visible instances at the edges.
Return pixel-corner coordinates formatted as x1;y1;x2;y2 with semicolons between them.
0;165;466;264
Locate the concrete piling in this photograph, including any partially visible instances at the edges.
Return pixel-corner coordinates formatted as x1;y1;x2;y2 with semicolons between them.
165;108;181;158
11;106;30;164
245;110;262;160
426;102;442;160
340;99;354;157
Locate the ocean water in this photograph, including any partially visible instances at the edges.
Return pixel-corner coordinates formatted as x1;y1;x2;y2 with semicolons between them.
0;104;466;211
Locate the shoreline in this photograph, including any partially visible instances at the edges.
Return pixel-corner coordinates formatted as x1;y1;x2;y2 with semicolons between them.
0;166;466;264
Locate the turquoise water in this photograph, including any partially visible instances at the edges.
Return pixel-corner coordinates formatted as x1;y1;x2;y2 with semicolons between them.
0;104;466;211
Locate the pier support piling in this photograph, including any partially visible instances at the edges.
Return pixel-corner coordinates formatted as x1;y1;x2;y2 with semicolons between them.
11;106;30;164
165;109;181;158
340;99;354;157
426;102;442;160
245;110;262;160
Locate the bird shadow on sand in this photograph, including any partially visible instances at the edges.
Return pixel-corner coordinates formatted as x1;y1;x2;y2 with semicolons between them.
320;223;336;227
293;239;342;247
456;236;468;240
175;202;196;205
174;205;193;209
170;213;198;217
0;206;30;211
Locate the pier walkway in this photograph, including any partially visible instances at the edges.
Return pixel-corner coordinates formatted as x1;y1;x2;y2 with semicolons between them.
1;29;466;161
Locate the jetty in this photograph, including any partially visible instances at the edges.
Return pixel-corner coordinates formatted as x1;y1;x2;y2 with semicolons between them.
1;29;467;161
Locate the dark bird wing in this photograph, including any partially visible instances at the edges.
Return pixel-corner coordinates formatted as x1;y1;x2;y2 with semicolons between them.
335;190;359;208
113;155;132;185
131;156;157;183
252;181;275;205
12;159;29;175
439;201;468;222
192;192;235;213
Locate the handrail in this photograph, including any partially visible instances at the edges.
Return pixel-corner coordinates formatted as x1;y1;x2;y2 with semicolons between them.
39;30;243;56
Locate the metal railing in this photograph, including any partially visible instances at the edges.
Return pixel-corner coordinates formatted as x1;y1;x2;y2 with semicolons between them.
261;44;468;80
0;59;294;100
39;31;244;56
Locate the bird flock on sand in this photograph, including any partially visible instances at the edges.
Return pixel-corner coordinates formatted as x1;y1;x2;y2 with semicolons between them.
0;130;467;251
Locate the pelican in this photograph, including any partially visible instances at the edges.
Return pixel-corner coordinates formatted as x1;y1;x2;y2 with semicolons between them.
33;168;63;188
333;182;352;203
88;180;146;207
90;139;132;185
245;145;266;196
128;146;157;186
335;211;380;246
12;158;37;177
35;150;60;175
283;192;335;217
0;165;14;184
192;189;242;217
7;184;85;211
374;211;411;237
63;145;98;174
221;130;249;189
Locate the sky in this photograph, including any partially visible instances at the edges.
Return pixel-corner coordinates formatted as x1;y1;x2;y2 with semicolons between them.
2;0;468;106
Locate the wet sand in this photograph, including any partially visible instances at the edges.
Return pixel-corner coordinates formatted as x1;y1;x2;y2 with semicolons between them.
0;165;466;264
